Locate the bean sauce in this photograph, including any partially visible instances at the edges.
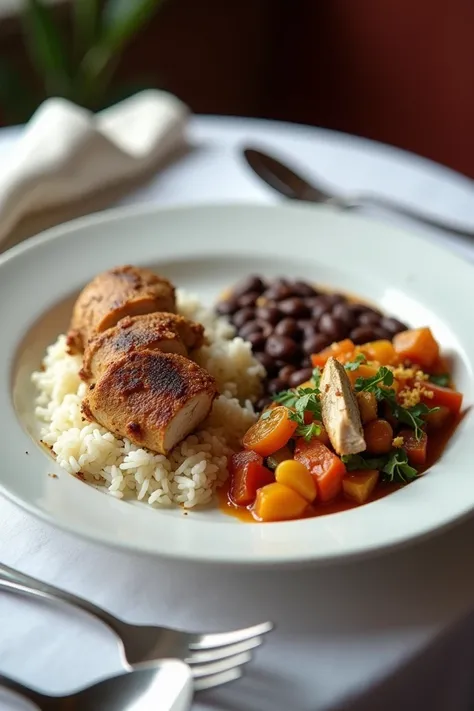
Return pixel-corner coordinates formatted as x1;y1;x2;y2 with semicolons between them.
215;276;408;406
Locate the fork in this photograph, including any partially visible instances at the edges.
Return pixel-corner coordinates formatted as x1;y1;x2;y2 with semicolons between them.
0;563;273;666
0;656;249;711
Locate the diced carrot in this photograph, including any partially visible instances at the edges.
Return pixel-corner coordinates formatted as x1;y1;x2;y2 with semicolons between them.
345;363;379;387
311;339;355;367
253;482;309;522
294;438;346;502
399;429;427;466
342;470;379;504
359;340;396;366
243;406;297;457
393;327;440;368
420;382;463;415
229;451;274;506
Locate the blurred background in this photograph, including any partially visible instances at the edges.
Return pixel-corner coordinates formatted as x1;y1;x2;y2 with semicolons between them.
1;0;473;178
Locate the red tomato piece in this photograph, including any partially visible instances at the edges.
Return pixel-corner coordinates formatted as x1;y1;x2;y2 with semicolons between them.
229;451;274;506
399;429;428;466
420;382;463;415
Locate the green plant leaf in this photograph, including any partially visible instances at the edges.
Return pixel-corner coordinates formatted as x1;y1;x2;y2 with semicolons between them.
22;0;70;96
74;0;100;60
101;0;166;52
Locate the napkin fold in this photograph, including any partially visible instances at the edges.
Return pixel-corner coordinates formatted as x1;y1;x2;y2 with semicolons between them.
0;90;189;250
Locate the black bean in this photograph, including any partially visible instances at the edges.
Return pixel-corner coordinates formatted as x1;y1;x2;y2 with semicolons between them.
279;298;310;319
324;293;346;307
232;275;266;298
380;316;407;335
301;355;313;368
233;307;255;329
237;291;261;308
256;305;281;325
289;368;314;388
266;335;299;362
297;319;319;340
279;365;296;382
254;352;278;376
348;302;367;315
257;322;274;339
267;378;287;396
372;327;392;341
312;303;329;322
275;318;299;338
303;333;331;355
332;303;356;329
238;320;262;339
216;298;239;316
319;313;348;342
350;326;379;345
247;332;267;351
291;281;318;297
263;284;294;301
358;311;381;326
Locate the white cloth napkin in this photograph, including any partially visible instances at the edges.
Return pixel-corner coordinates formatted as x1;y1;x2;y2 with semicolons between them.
0;90;189;249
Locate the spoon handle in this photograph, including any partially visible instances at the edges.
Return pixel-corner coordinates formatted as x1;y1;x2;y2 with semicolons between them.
0;563;124;637
0;672;48;708
359;193;474;239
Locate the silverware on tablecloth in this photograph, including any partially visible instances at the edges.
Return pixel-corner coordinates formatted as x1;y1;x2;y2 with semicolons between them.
0;656;245;711
0;563;272;666
243;146;474;238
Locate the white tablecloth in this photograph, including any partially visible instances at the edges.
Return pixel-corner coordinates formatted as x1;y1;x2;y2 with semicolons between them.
1;116;474;711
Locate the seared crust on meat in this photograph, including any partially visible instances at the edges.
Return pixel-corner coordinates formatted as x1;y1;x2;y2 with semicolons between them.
320;357;366;456
82;350;217;454
67;265;176;353
80;313;205;381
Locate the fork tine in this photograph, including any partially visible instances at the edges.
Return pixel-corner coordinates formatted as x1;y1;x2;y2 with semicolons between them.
190;650;252;679
189;621;273;650
186;636;262;664
194;667;242;692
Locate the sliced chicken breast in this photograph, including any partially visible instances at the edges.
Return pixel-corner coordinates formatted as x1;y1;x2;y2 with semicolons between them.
67;265;176;353
82;350;217;454
320;357;366;456
80;312;205;381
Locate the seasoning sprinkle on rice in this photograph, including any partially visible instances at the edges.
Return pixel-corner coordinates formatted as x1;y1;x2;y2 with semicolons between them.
32;290;264;508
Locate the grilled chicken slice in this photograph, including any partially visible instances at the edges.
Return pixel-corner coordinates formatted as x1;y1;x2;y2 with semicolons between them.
80;313;205;381
320;357;366;456
82;350;217;454
67;265;176;353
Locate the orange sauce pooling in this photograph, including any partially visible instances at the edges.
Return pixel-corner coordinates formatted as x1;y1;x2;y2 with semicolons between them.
218;414;463;523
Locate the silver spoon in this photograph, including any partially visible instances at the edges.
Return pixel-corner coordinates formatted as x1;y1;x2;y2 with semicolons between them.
243;147;474;238
0;656;247;711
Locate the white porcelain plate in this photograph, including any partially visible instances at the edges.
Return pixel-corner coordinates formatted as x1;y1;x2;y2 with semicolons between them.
1;202;473;567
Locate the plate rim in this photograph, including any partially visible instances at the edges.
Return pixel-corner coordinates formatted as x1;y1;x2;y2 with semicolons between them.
1;200;474;567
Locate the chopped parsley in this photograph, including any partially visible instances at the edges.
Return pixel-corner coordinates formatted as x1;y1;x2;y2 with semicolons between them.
345;353;367;371
429;373;450;387
342;449;418;484
354;366;438;440
273;377;322;442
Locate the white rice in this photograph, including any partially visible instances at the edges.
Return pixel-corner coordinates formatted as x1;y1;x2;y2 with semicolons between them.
32;290;264;508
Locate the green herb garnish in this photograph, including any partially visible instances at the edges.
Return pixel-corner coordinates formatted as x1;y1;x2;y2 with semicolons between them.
429;373;450;387
342;449;418;484
354;366;438;440
355;365;394;392
345;353;367;371
273;382;322;442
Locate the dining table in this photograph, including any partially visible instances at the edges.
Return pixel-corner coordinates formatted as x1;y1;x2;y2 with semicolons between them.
1;114;474;711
